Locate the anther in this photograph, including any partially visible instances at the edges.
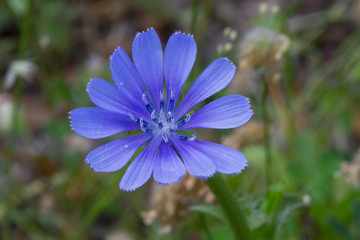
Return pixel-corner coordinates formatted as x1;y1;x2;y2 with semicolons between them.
178;133;196;141
176;114;191;128
167;112;172;123
160;90;165;112
169;88;175;112
188;133;196;141
151;109;159;124
142;92;153;113
128;111;137;121
139;118;146;132
161;132;169;143
170;118;176;133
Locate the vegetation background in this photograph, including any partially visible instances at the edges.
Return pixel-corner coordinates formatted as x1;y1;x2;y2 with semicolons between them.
1;0;360;239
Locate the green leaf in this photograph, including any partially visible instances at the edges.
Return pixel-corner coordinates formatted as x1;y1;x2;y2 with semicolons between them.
238;195;268;230
353;200;360;235
262;183;285;215
5;0;28;18
327;217;352;240
275;194;305;237
190;205;226;223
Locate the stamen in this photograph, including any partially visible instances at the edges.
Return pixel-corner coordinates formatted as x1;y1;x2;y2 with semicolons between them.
158;122;163;129
128;110;153;135
167;112;172;123
151;109;159;124
161;132;169;143
188;133;196;141
141;92;148;104
142;92;153;113
151;109;157;119
129;111;149;125
128;111;136;121
176;114;191;128
139;118;146;132
178;133;196;141
170;120;176;133
160;90;165;112
169;88;175;112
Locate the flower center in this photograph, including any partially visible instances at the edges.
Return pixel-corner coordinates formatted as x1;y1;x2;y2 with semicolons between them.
128;88;196;142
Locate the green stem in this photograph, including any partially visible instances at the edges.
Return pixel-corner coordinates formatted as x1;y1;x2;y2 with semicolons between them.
1;1;34;239
190;0;198;34
1;158;11;240
8;0;34;148
205;174;252;240
197;213;213;240
261;74;272;186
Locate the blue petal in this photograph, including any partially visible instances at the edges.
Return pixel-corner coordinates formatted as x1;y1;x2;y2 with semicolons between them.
110;48;152;120
119;135;162;191
171;136;216;178
70;107;139;139
180;95;253;130
86;133;152;172
132;28;163;109
193;141;248;174
153;141;186;184
174;58;236;120
87;78;128;115
110;47;145;101
164;32;197;110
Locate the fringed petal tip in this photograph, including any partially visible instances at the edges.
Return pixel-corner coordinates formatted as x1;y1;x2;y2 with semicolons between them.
135;27;155;37
68;112;74;130
155;174;184;185
120;186;137;192
222;57;237;70
172;31;194;38
121;173;184;190
85;158;98;172
119;179;152;192
225;161;248;176
86;79;94;93
110;46;124;61
196;171;216;180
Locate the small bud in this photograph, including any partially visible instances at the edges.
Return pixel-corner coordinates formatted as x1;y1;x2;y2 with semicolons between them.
229;30;237;41
4;60;38;89
271;5;279;14
223;27;231;37
258;3;268;14
224;42;233;52
302;194;311;205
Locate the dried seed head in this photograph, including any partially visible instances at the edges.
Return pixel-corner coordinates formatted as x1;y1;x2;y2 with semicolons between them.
141;174;214;232
337;148;360;188
238;27;290;70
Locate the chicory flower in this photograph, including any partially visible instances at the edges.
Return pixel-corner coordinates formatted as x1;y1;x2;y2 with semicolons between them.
70;28;252;191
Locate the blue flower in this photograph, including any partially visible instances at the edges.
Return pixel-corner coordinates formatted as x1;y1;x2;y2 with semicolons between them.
70;28;253;191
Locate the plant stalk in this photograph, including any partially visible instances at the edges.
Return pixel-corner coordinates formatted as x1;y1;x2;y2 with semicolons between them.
205;173;252;240
261;73;272;186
